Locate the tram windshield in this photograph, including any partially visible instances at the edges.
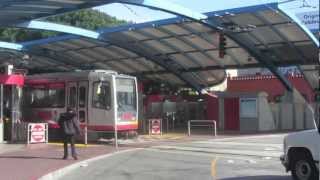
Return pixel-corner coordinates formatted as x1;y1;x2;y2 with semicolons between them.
93;81;111;110
116;78;136;112
23;84;65;108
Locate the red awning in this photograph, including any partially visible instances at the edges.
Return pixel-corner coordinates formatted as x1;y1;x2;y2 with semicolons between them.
0;74;24;86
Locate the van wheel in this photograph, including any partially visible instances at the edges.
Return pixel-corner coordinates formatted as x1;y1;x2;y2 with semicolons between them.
292;153;318;180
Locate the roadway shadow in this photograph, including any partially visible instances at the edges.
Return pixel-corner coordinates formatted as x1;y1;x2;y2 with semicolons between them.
219;175;291;180
0;155;62;160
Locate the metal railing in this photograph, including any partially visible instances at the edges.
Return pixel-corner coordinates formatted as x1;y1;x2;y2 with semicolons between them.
188;120;217;136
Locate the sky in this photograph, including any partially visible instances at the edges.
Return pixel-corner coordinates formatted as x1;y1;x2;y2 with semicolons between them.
94;0;319;23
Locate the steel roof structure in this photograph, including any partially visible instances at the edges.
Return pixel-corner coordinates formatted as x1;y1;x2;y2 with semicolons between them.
0;1;318;93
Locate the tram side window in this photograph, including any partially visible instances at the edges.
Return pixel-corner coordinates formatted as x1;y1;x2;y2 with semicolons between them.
68;87;77;108
79;87;86;108
23;85;65;108
92;82;111;110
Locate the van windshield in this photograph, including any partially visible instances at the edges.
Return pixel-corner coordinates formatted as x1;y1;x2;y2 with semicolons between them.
116;78;136;112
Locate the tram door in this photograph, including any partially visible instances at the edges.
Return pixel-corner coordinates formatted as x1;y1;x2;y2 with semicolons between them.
78;82;88;125
66;82;88;125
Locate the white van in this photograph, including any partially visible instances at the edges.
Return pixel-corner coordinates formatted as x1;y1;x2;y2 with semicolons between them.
281;117;319;180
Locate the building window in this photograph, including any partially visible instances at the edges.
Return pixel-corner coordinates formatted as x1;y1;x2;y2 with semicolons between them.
240;98;257;118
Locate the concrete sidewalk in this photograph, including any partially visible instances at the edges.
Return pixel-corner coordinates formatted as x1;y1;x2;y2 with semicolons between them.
0;143;24;154
0;143;122;180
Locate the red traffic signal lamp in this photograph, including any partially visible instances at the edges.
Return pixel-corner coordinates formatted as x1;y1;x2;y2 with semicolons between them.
219;33;227;58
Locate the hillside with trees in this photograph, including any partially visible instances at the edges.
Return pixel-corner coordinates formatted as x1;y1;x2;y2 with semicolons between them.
0;9;128;42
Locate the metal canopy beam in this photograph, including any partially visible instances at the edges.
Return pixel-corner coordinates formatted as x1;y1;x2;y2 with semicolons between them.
120;0;293;91
277;7;319;47
130;30;207;85
225;32;294;91
252;13;307;63
16;20;100;39
0;41;24;51
154;26;222;79
138;60;315;75
29;50;81;70
106;35;205;92
104;46;151;72
119;0;207;20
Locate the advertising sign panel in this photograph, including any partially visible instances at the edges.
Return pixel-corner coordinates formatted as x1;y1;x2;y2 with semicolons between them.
149;119;162;135
28;123;48;144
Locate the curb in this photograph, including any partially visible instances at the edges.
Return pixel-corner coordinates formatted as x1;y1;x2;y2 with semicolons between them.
38;148;142;180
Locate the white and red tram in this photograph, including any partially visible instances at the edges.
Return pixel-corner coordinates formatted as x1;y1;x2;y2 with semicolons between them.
22;70;138;135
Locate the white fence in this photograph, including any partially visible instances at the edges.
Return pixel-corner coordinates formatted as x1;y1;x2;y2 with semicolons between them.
188;120;217;136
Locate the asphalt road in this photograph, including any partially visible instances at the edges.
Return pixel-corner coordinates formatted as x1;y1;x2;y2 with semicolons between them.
59;134;291;180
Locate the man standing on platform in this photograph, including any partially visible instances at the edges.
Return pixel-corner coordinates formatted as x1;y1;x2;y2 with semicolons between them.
58;107;81;160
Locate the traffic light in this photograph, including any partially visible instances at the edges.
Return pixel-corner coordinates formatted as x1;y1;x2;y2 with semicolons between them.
219;33;227;58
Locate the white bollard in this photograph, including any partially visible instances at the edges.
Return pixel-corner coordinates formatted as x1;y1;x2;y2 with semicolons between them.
84;126;88;145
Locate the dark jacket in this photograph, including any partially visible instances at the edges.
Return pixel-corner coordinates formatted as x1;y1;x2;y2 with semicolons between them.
58;112;80;136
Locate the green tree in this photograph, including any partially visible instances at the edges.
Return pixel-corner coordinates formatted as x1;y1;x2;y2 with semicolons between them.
0;9;128;42
45;9;127;30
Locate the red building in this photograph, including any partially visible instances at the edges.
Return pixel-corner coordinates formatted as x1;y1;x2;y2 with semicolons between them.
226;74;315;102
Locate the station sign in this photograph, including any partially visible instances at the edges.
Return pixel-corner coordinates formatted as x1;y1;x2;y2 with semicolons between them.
296;11;319;31
149;119;162;135
28;123;48;144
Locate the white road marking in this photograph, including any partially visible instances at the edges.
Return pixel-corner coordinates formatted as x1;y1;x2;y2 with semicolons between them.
208;134;287;142
80;163;88;167
153;145;282;158
193;141;282;149
262;157;272;160
246;159;257;164
227;160;235;164
144;148;277;165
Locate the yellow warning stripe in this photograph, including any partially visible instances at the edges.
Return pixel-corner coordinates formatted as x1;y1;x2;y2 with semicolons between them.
48;143;96;147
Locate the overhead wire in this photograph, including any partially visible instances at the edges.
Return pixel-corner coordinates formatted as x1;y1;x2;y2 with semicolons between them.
122;4;150;22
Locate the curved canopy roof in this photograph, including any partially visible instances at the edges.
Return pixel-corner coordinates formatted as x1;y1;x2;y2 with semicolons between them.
0;2;318;92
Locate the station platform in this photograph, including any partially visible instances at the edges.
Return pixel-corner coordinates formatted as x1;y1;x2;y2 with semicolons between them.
0;131;288;180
